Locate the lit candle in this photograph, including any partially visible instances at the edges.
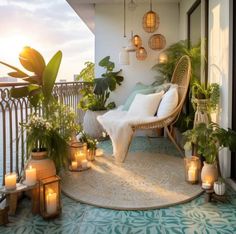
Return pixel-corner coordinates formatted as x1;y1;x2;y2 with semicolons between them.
76;151;86;165
96;148;104;157
81;159;88;169
71;161;78;170
25;165;36;186
46;191;57;215
188;166;197;182
5;173;17;190
202;181;212;190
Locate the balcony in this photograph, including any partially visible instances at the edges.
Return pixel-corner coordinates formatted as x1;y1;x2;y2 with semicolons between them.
0;0;236;233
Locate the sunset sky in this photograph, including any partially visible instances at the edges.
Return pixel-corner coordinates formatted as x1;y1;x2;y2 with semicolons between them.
0;0;94;81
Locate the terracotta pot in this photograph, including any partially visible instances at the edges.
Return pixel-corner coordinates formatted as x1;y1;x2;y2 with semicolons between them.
28;151;56;180
201;161;218;186
83;110;107;139
214;181;226;195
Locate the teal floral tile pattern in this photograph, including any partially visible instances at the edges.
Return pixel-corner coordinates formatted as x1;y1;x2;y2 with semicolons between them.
0;137;236;234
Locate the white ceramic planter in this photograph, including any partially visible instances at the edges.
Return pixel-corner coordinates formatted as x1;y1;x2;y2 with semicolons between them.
214;181;226;196
83;110;107;139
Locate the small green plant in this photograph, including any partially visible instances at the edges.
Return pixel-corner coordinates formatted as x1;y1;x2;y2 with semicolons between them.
184;122;236;164
191;81;220;112
21;102;80;171
78;130;98;150
78;56;124;111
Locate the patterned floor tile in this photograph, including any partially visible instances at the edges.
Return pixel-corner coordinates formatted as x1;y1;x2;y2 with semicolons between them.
0;137;235;234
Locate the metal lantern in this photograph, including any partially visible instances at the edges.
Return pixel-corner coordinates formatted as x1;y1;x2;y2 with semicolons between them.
142;0;159;33
184;156;201;184
39;176;61;219
148;34;166;50
136;47;147;61
70;142;87;167
132;34;142;48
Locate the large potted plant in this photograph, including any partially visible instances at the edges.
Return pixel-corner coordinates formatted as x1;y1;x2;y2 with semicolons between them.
78;56;124;138
184;122;236;186
0;47;79;175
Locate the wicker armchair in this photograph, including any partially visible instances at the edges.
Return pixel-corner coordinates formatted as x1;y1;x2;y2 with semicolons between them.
129;55;191;157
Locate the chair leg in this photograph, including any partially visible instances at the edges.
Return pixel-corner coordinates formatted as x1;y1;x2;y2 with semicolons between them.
122;130;134;162
165;126;184;157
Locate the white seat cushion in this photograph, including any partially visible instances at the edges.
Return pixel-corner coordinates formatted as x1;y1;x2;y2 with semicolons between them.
128;91;164;117
157;85;178;118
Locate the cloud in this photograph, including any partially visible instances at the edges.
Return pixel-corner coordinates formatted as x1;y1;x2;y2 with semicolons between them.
0;0;94;81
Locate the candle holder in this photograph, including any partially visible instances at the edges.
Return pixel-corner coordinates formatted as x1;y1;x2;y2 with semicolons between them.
87;149;96;161
39;175;61;219
184;156;201;184
70;142;87;166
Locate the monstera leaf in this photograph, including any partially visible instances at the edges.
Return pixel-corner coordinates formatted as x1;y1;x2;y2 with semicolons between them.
42;50;62;104
98;56;114;71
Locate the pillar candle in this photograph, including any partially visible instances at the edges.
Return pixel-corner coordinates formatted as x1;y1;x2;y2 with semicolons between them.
81;159;88;169
46;191;57;215
71;161;78;170
25;165;37;186
188;166;197;182
5;173;16;190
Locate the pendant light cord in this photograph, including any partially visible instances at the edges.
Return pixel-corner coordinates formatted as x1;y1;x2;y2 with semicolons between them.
150;0;152;11
124;0;126;37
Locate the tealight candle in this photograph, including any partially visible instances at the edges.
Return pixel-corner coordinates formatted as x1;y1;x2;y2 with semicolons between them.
81;159;88;169
96;148;104;157
25;165;37;186
71;161;78;170
75;151;86;166
202;181;212;190
5;172;17;190
46;191;57;215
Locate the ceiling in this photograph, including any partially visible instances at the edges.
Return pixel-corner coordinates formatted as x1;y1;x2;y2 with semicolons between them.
68;0;180;3
66;0;180;34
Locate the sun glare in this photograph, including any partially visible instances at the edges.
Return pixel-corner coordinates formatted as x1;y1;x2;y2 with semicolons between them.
0;34;32;63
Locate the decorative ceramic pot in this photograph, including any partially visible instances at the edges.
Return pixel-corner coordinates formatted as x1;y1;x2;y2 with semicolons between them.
83;110;107;139
214;181;226;196
201;161;218;186
28;151;56;180
87;149;96;161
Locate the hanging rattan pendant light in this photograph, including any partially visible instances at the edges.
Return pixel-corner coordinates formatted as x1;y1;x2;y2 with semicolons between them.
142;0;159;33
148;34;166;50
136;47;147;60
132;34;142;48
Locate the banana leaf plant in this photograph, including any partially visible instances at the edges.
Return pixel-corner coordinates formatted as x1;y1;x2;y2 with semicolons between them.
0;47;62;108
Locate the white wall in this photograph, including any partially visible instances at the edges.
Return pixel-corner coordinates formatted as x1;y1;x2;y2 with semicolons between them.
208;0;232;178
95;2;179;106
179;0;195;40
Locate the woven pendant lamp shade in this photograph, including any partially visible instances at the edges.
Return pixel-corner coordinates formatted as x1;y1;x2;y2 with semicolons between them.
132;35;142;48
143;11;159;33
136;47;147;60
148;34;166;50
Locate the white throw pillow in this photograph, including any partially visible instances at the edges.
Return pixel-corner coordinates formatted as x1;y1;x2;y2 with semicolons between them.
128;91;164;117
157;86;178;118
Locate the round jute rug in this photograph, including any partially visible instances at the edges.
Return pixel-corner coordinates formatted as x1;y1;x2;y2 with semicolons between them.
61;152;203;210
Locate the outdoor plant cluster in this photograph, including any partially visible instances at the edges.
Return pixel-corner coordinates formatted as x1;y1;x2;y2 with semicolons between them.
78;56;124;111
0;47;80;170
